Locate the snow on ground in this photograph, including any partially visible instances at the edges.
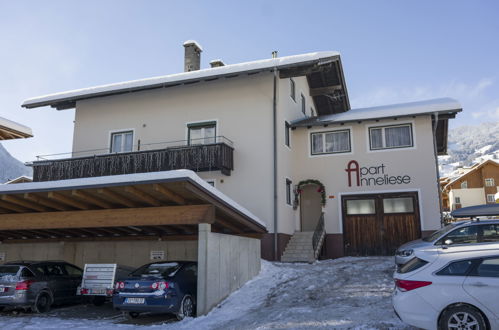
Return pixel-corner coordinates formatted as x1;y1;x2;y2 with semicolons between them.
0;257;413;330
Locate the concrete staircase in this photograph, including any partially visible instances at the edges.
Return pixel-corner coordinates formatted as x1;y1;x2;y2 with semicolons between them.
281;231;316;263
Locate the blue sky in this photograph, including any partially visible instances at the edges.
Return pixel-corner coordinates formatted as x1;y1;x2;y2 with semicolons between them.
1;0;498;162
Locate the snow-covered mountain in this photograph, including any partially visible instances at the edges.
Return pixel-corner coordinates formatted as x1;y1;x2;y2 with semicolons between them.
439;122;499;177
0;143;32;183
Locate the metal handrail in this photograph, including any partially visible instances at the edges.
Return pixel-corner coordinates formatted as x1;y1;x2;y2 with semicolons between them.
312;212;325;253
34;136;234;161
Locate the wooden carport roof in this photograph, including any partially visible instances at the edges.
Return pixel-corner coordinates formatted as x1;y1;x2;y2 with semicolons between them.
0;170;266;243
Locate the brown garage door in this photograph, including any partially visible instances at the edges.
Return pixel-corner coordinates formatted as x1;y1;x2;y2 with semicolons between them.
342;192;421;256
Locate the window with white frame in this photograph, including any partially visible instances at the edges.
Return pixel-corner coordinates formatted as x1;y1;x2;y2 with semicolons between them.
369;124;413;150
188;121;216;145
461;181;468;189
485;178;495;187
290;79;296;101
311;129;351;155
301;94;306;115
285;121;291;147
110;131;133;153
487;194;496;203
455;197;461;204
286;179;292;205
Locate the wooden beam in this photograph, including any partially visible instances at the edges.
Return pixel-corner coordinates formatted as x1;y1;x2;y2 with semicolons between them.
309;85;342;97
0;200;30;213
48;192;90;210
24;193;70;211
97;188;137;208
0;205;215;231
0;234;199;244
215;217;244;234
125;186;161;206
153;184;186;205
1;195;49;212
72;190;114;209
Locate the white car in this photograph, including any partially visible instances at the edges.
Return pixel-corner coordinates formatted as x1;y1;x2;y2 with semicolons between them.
393;249;499;330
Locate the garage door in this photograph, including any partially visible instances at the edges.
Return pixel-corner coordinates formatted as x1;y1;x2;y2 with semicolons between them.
342;192;421;256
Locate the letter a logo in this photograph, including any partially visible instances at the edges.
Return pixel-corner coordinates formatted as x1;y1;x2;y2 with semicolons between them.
345;160;360;187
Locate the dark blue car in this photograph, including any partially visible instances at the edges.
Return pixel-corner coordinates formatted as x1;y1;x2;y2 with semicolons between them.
112;261;197;320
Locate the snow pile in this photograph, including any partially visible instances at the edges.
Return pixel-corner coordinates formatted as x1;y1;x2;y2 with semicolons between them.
0;257;411;330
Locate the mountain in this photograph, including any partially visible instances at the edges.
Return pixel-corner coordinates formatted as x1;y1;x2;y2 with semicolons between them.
439;122;499;177
0;143;32;183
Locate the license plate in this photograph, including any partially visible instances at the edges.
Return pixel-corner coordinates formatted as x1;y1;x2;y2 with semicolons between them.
90;288;106;295
0;287;5;293
125;297;145;304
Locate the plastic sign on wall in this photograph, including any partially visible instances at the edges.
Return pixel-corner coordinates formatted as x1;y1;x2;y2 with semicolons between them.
150;250;165;260
345;160;411;187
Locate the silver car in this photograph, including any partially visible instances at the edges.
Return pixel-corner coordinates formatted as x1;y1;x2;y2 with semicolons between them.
0;261;83;313
395;219;499;266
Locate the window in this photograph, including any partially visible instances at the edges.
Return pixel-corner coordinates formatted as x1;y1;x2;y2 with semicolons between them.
397;258;428;274
290;79;296;101
310;108;315;117
383;197;414;213
472;258;499;278
439;226;479;245
436;259;477;276
188;121;216;145
301;94;306;115
461;181;468;189
485;178;495;187
369;124;413;150
480;224;499;243
285;122;291;147
110;131;133;153
64;264;83;277
455;197;461;204
346;199;376;215
286;179;292;205
206;180;215;187
487;194;496;203
311;130;351;155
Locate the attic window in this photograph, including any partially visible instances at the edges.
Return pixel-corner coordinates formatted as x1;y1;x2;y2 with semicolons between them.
461;181;468;189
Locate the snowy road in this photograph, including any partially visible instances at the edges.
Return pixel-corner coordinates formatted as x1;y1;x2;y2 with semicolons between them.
0;257;414;329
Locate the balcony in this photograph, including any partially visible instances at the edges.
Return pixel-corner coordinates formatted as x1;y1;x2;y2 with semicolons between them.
31;136;234;182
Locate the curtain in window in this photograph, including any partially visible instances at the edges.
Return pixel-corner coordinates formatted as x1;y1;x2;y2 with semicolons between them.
370;128;383;149
123;132;133;152
385;126;411;148
312;134;323;154
325;131;350;152
111;134;122;153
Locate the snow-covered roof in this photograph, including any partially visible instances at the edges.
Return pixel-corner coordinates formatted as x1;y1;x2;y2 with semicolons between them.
0;169;265;228
0;116;33;139
22;51;340;110
183;40;203;51
292;98;462;127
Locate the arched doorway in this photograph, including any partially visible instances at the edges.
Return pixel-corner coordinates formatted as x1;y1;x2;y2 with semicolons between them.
300;184;323;231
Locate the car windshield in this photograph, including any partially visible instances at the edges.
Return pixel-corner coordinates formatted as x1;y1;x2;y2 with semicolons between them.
0;265;21;281
422;223;459;242
130;262;180;278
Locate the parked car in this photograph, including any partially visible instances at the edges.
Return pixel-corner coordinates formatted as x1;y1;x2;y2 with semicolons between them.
113;261;197;320
0;260;83;313
395;219;499;266
393;249;499;330
80;263;134;306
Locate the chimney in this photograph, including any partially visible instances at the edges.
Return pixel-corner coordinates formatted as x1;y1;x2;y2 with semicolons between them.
183;40;203;72
209;59;225;68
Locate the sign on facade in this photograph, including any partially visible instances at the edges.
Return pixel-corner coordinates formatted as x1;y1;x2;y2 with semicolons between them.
150;250;165;260
0;252;5;261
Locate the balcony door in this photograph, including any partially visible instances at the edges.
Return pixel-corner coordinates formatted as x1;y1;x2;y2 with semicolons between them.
188;121;216;145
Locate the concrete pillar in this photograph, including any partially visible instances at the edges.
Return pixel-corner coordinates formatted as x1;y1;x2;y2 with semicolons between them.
196;223;211;316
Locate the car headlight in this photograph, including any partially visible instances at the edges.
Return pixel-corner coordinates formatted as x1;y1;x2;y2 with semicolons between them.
396;249;413;257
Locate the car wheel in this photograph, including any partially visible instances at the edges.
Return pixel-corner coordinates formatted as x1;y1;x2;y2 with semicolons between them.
33;292;51;313
92;296;106;306
125;311;140;319
176;295;195;321
440;305;486;330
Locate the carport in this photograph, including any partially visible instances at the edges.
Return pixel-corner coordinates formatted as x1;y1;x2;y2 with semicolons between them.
0;169;266;315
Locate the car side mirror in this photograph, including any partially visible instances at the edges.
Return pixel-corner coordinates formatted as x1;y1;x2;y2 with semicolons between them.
444;239;453;246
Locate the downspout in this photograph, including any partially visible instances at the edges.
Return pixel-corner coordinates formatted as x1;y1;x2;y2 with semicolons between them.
272;54;279;260
432;112;444;227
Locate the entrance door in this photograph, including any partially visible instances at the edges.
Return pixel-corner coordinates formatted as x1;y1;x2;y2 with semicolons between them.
300;184;323;231
342;192;421;256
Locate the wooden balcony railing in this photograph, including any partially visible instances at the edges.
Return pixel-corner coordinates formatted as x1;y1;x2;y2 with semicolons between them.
31;137;234;182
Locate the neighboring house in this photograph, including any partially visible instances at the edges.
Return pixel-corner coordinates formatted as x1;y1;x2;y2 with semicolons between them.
442;159;499;210
13;41;460;261
4;175;33;184
0;116;32;140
